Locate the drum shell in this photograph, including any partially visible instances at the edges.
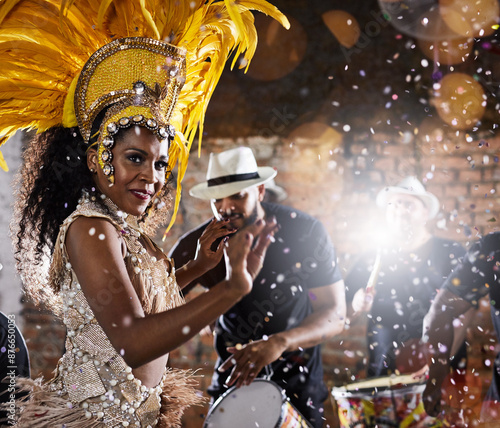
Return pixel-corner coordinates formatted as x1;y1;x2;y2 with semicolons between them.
331;377;440;428
203;379;312;428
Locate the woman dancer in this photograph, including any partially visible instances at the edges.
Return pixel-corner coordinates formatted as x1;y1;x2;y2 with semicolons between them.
0;0;287;426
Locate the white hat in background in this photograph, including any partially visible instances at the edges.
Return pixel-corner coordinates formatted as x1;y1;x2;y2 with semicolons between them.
376;176;440;219
264;178;288;202
189;147;277;200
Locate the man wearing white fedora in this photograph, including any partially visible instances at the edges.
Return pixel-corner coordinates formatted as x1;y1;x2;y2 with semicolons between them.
345;176;472;379
169;147;346;427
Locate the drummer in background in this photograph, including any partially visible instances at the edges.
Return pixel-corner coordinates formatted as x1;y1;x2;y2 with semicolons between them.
169;147;346;427
345;176;474;378
263;178;288;203
423;232;500;423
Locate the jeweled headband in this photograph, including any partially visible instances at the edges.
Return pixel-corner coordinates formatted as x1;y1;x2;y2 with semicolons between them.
73;37;186;183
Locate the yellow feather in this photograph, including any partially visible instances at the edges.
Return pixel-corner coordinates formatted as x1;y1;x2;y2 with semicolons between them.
96;0;113;29
0;0;22;26
224;0;249;46
138;0;160;39
162;131;189;239
238;0;290;29
0;148;8;172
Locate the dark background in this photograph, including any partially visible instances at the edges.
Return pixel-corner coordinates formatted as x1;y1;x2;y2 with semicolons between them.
203;0;500;140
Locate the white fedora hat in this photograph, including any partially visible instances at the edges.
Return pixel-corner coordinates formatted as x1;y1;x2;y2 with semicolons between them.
376;176;440;219
189;147;277;200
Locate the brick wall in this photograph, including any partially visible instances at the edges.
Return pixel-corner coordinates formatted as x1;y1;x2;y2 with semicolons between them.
21;128;500;427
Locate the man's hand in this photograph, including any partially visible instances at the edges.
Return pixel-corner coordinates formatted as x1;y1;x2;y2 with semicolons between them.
352;287;374;314
245;216;278;280
218;334;288;388
410;363;428;381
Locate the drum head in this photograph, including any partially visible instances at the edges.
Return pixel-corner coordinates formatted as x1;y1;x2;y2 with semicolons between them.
204;380;284;428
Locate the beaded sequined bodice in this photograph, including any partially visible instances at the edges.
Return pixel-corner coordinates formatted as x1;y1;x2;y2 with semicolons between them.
48;194;183;428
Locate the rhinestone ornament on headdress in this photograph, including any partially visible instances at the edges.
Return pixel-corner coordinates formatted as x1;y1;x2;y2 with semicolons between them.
75;37;186;183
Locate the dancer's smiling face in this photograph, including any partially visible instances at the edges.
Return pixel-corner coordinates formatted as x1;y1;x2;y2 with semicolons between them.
88;126;169;216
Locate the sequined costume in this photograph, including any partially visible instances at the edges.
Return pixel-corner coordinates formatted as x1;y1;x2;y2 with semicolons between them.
15;193;201;428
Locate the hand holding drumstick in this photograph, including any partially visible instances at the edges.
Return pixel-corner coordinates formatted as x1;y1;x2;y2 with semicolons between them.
352;251;381;314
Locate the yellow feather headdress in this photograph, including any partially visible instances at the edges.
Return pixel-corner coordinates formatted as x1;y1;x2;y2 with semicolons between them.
0;0;289;229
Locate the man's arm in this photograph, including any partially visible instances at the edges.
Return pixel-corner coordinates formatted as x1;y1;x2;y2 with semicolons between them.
273;279;346;349
422;288;473;415
449;306;476;358
220;279;346;388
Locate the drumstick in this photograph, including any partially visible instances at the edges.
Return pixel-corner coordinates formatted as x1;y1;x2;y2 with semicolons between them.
340;373;424;391
351;250;382;313
365;250;382;295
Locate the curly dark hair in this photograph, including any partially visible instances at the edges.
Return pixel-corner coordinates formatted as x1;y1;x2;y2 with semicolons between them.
12;124;174;305
13;127;93;260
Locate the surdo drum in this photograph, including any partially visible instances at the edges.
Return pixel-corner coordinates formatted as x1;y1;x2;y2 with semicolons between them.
331;374;440;427
203;379;313;428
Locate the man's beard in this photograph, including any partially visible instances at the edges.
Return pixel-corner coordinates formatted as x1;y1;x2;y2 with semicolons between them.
221;203;260;229
213;204;260;251
241;205;260;228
